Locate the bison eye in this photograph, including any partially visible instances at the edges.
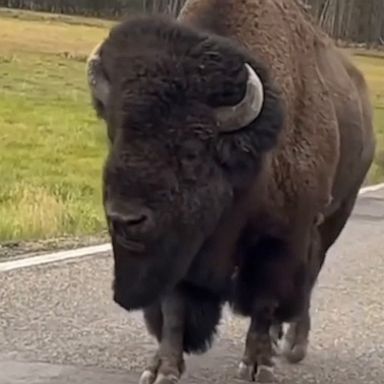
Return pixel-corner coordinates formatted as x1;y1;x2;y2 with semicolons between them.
179;140;203;163
183;150;198;163
177;140;206;181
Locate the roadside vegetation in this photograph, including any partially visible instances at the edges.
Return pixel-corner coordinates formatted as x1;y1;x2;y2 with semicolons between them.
0;8;383;243
0;9;109;242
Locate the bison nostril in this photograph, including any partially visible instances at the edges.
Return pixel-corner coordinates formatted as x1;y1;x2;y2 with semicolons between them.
124;214;148;227
110;214;149;234
107;205;154;238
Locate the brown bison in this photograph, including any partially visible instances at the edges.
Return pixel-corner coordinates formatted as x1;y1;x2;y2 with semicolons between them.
86;0;375;383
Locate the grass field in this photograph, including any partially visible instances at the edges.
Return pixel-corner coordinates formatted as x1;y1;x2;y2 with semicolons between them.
0;9;384;242
0;9;109;241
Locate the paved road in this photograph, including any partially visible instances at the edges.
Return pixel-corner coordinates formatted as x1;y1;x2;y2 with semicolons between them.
1;190;384;384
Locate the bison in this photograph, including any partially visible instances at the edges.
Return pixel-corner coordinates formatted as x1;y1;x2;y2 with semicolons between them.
86;0;375;383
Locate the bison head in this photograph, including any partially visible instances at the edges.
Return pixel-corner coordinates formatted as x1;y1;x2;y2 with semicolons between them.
86;16;283;311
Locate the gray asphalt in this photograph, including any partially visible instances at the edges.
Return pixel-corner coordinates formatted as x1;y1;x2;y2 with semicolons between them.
1;190;384;384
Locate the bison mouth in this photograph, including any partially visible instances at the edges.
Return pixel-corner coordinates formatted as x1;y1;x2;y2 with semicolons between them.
111;228;205;311
107;217;148;254
114;234;146;253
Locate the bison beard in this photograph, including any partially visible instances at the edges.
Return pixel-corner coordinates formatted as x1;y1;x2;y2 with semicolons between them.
86;1;375;383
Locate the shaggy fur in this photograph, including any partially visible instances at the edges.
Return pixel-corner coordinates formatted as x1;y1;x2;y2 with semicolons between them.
87;0;375;382
98;14;284;314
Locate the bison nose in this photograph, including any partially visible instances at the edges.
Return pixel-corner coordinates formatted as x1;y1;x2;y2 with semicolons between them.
106;203;154;238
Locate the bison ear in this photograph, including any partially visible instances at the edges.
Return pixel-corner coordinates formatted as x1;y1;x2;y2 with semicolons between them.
86;41;110;116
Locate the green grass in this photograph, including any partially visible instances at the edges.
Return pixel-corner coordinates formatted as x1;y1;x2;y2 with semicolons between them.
0;10;384;242
351;53;384;183
0;12;109;241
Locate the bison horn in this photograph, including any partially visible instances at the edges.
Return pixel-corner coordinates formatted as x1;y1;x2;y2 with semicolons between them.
215;63;264;132
86;41;110;107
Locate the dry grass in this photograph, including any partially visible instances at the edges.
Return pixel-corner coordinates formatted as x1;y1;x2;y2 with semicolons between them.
0;7;116;27
0;14;108;58
0;9;384;242
0;185;67;240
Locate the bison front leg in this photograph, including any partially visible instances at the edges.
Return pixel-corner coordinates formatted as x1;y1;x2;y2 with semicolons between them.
238;303;276;383
140;292;185;384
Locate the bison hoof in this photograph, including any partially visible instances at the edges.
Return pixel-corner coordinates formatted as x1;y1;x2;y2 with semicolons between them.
255;365;276;383
238;361;255;381
237;362;276;383
139;353;184;384
139;370;180;384
139;370;156;384
281;340;308;364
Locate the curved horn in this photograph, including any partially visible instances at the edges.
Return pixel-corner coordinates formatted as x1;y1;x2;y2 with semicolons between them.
86;41;110;107
215;63;264;132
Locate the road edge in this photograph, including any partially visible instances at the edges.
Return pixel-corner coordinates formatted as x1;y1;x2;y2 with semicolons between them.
1;182;384;273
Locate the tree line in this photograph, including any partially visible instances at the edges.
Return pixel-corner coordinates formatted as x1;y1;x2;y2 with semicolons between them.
1;0;383;45
302;0;384;46
0;0;143;17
